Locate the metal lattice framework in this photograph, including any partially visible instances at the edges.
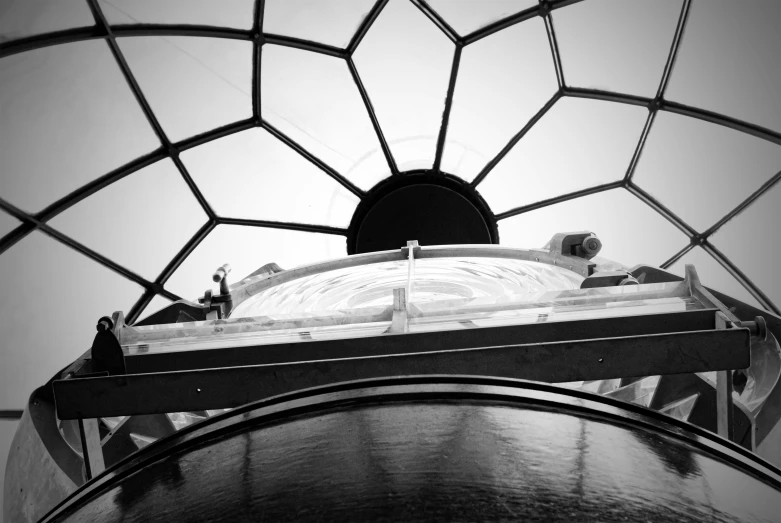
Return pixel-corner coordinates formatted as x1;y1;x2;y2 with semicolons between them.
0;0;779;329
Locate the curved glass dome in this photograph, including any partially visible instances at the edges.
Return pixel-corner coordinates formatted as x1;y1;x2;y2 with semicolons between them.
231;257;584;316
2;0;781;505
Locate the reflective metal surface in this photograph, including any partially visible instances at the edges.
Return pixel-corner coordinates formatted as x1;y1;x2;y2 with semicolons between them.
42;378;781;523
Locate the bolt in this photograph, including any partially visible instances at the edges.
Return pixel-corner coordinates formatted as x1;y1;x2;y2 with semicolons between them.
581;235;602;256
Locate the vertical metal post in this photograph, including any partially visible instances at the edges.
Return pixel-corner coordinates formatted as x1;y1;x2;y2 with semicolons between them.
715;312;734;442
389;288;409;334
78;418;106;480
406;240;418;301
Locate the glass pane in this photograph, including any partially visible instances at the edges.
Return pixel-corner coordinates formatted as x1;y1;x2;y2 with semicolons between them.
231;257;583;317
261;45;390;190
634;112;781;232
710;180;781;308
166;411;207;431
0;41;160;212
498;188;689;268
263;0;375;48
136;294;173;323
124;281;696;354
50;159;208;281
0;211;21;239
0;231;143;407
181;128;359;227
0;0;93;42
555;0;682;97
666;0;781;133
479;98;647;214
353;0;455;171
604;376;660;407
667;246;761;308
118;36;253;142
441;17;557;181
659;394;698;422
98;0;254;29
165;225;346;301
427;0;537;36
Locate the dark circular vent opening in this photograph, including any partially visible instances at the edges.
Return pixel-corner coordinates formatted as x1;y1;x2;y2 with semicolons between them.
347;172;498;254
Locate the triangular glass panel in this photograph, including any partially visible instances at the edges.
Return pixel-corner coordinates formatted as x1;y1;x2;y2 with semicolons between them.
165;225;346;301
604;376;660;407
0;0;94;41
555;381;584;390
498;188;689;269
50;159;209;282
206;408;232;417
479;97;646;214
166;412;207;431
667;246;762;309
130;433;156;449
182;128;359;227
0;41;159;212
98;0;254;29
596;379;622;395
0;232;143;407
554;0;682;97
634;112;781;232
441;17;557;181
426;0;537;37
118;36;252;142
554;379;620;394
353;0;455;171
264;0;376;48
261;45;390;190
710;180;781;308
666;1;781;133
658;394;698;422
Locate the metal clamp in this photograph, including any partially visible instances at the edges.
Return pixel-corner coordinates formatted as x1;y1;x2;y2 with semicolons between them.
198;264;235;319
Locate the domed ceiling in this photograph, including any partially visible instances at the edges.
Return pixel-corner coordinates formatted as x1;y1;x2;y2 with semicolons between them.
1;0;781;500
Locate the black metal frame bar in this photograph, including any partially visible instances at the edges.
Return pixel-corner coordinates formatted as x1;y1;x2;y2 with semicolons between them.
0;0;777;337
53;320;751;419
122;308;719;374
0;409;23;420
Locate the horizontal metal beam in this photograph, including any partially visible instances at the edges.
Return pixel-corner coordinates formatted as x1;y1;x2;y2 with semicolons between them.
563;88;781;147
112;24;252;41
0;26;106;59
217;217;348;236
0;409;23;419
125;309;717;373
55;326;749;419
264;33;347;58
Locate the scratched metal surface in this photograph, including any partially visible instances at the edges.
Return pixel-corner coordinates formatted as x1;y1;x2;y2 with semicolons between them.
54;400;780;522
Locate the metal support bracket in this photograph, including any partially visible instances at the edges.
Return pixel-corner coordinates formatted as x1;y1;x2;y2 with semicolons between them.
389;288;409;334
715;311;735;442
198;264;234;319
77;418;105;480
